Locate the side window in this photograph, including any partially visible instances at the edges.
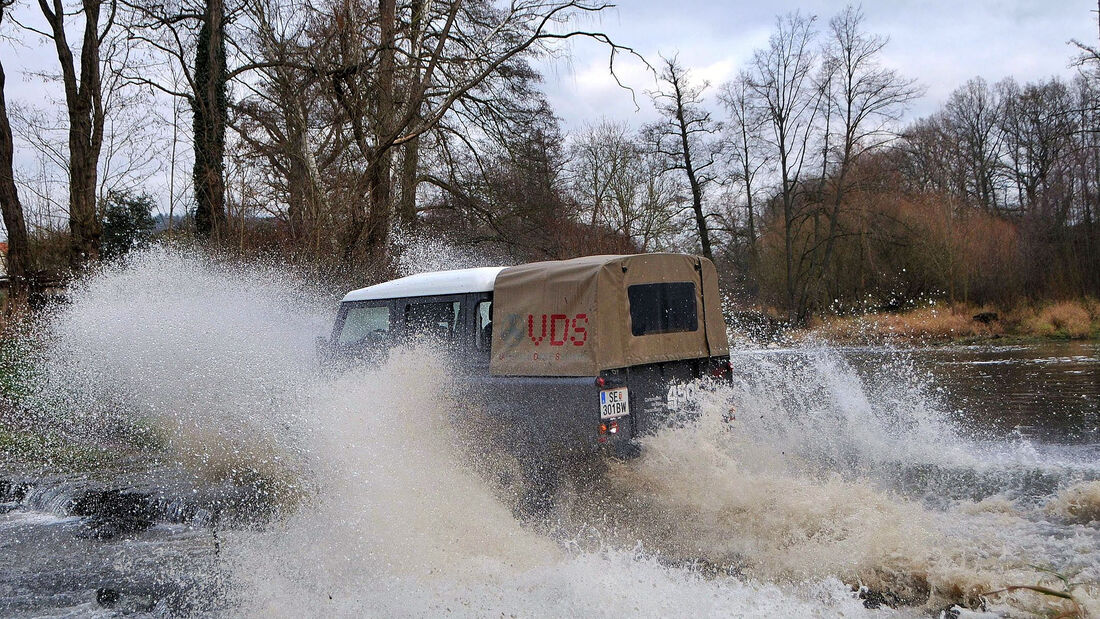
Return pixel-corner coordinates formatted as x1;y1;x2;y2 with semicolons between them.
338;304;390;344
627;282;698;336
476;300;493;351
404;300;461;341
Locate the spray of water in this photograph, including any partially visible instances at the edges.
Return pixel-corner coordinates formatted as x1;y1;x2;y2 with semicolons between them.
390;228;512;276
26;247;330;492
222;350;879;618
590;384;1099;613
20;246;1100;616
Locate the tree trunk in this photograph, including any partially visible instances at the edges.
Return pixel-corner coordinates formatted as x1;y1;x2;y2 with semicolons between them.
193;0;227;238
396;0;423;230
68;99;101;267
398;136;420;229
365;0;397;252
38;0;104;268
672;83;712;261
0;57;31;312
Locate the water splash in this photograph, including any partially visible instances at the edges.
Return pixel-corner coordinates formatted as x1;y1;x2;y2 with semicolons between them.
24;247;330;490
224;350;881;618
391;228;512;276
7;247;1099;616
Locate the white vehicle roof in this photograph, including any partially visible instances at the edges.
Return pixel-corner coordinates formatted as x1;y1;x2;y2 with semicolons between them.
341;266;507;302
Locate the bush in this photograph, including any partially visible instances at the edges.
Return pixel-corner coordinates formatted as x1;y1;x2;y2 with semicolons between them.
808;304;993;344
101;191;156;260
1027;301;1093;338
0;332;41;405
1083;297;1100;322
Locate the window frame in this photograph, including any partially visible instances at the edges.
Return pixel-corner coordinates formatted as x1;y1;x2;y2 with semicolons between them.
471;293;494;358
396;294;469;348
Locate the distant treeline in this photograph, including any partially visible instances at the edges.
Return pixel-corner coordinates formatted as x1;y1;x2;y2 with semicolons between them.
0;2;1097;322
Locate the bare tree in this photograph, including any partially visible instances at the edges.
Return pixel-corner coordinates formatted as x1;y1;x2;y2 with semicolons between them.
232;0;330;245
0;0;31;310
996;77;1074;214
121;0;240;239
569;120;634;229
633;149;682;251
226;0;640;265
944;78;1006;213
748;12;822;321
646;55;719;261
1070;0;1100;68
719;71;768;249
192;0;227;237
813;5;919;292
569;120;678;249
34;0;116;266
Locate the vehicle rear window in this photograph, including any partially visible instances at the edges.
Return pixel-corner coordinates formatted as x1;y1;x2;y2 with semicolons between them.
627;282;698;336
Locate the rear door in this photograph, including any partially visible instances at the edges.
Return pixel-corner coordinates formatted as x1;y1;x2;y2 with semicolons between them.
618;275;708;436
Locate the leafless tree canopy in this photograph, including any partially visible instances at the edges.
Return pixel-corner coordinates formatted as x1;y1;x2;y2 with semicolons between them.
0;1;1098;320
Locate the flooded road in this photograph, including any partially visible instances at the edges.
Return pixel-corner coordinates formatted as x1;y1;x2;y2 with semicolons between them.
1;251;1098;617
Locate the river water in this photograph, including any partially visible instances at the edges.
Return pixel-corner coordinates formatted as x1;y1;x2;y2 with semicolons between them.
1;249;1098;617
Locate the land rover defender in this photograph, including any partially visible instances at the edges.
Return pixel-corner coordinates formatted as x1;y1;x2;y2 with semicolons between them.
326;253;732;462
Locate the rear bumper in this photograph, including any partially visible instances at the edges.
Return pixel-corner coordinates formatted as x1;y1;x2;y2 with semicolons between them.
603;438;642;460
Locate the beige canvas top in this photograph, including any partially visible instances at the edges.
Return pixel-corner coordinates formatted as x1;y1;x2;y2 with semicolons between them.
489;253;729;376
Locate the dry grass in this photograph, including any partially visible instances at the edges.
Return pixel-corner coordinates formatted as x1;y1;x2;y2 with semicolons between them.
809;305;994;344
807;299;1099;344
1025;302;1094;339
1081;297;1100;322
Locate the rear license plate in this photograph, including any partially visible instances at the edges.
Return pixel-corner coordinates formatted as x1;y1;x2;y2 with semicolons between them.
600;387;630;419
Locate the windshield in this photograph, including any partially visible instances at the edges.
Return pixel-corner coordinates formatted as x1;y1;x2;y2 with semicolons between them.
337;304;390;345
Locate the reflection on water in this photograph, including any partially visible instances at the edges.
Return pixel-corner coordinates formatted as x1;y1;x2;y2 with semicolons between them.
825;341;1099;446
916;341;1099;445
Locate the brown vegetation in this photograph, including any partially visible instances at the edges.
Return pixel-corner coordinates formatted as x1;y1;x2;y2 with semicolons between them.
807;299;1100;344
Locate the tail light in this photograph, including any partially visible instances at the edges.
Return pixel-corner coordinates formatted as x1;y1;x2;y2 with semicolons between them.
711;360;732;378
597;419;619;442
595;376;606;387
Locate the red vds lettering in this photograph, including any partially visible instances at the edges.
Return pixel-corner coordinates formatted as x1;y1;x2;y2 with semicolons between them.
550;314;569;346
527;314;547;345
570;314;588;346
528;313;588;347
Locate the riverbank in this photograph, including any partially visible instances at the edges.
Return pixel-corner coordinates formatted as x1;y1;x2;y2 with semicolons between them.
798;299;1100;346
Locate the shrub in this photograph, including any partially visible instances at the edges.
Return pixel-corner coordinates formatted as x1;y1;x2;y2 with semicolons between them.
1083;297;1100;322
101;191;156;260
1032;301;1092;338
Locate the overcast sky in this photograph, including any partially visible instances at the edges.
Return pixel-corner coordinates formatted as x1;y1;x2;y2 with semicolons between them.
536;0;1099;130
